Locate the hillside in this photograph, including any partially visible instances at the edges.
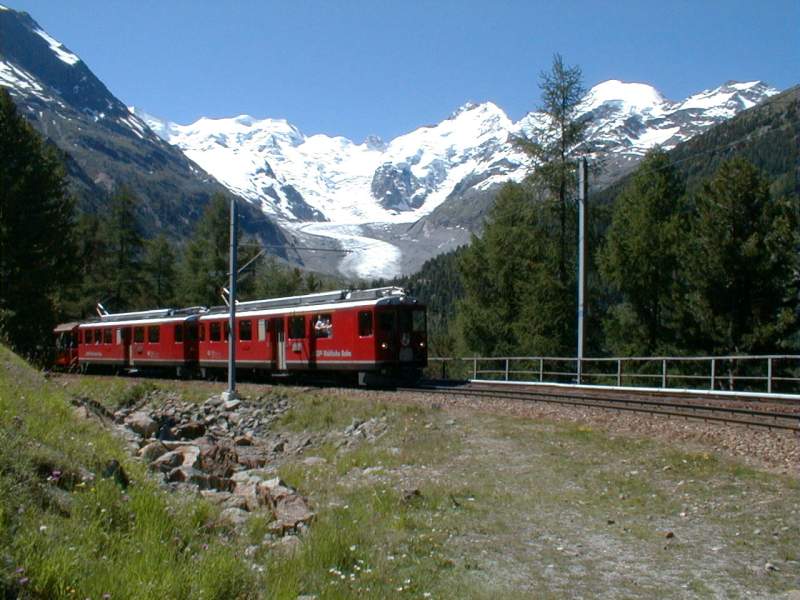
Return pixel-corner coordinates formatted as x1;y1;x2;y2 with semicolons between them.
0;6;285;249
4;345;799;598
595;85;800;205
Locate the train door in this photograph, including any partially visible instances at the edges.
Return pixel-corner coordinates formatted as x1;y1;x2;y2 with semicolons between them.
274;317;286;370
121;327;132;367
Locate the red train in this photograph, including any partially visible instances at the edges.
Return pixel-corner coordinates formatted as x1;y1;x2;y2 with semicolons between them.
53;287;427;384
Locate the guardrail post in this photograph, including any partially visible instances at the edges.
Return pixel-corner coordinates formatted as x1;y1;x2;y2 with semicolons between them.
441;359;447;380
505;358;509;381
473;357;477;380
617;359;622;386
577;358;582;384
662;359;667;389
767;357;773;394
539;358;543;382
710;358;715;391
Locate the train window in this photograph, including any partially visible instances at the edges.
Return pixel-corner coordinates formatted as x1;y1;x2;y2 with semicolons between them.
116;328;122;344
134;327;144;343
378;312;395;333
186;324;197;342
148;326;160;343
239;320;252;341
398;310;412;333
289;316;305;339
77;330;83;344
225;321;230;341
174;324;183;343
313;314;332;338
103;328;112;344
94;329;102;344
210;322;221;342
257;319;267;342
198;323;205;341
413;309;426;333
358;311;373;337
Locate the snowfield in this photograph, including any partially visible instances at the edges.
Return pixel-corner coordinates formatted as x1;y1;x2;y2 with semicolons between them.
134;79;778;277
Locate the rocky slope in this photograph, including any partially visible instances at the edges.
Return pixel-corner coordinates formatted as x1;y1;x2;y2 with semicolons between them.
0;5;285;246
143;80;779;278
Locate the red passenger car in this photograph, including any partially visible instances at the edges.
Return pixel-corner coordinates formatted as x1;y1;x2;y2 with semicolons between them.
55;287;426;385
75;307;202;376
198;287;427;384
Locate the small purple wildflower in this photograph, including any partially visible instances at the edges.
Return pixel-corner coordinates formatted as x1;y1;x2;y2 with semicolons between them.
18;577;29;586
102;593;112;599
14;567;24;574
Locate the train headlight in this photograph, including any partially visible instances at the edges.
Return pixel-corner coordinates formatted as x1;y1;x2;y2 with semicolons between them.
419;341;425;348
380;342;390;350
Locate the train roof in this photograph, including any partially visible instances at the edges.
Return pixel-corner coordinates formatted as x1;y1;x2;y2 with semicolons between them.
72;287;423;327
201;286;422;319
79;305;206;327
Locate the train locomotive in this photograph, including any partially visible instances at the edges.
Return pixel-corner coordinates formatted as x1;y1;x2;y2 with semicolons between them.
53;287;427;385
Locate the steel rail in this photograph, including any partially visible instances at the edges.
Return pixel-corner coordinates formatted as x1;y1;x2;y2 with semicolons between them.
466;383;800;420
404;383;800;432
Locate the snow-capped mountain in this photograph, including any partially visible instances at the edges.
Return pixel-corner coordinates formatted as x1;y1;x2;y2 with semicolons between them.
0;3;780;279
142;79;778;227
0;4;285;246
137;78;777;278
136;100;531;226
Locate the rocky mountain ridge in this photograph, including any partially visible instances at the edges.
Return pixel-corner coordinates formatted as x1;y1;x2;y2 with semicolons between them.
0;3;780;278
138;78;777;278
0;5;285;246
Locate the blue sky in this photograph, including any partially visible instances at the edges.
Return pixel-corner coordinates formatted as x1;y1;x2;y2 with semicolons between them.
6;0;799;141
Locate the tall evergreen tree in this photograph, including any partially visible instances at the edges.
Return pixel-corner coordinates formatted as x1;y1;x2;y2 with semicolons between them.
599;149;685;354
457;182;571;356
177;194;258;306
178;193;231;306
0;89;76;358
142;234;177;308
680;158;799;354
102;186;145;311
517;53;587;284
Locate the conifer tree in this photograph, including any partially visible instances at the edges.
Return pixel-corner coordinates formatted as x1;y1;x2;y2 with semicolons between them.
102;186;145;311
177;194;258;306
517;53;587;283
599;149;685;354
680;158;799;354
178;193;231;306
0;89;76;358
142;234;177;308
457;182;570;356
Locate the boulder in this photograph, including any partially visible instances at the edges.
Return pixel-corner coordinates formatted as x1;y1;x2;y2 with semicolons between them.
150;445;200;473
174;420;205;440
220;507;249;527
167;466;209;487
271;495;314;532
138;441;169;462
125;412;157;438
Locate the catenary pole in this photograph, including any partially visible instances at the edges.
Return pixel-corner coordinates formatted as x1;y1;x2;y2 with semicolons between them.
226;197;238;399
577;157;588;383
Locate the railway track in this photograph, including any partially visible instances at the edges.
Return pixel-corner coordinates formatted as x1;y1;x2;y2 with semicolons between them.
403;381;800;432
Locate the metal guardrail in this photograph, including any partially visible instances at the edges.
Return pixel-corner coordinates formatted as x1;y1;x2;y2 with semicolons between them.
426;355;800;395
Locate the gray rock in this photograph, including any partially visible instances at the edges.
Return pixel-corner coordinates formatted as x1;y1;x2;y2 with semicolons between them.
174;420;205;439
125;411;157;438
138;440;169;462
220;507;250;527
272;495;314;532
223;399;242;411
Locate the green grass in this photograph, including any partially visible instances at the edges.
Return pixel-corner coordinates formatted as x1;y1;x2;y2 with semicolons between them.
0;347;259;599
14;366;800;599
